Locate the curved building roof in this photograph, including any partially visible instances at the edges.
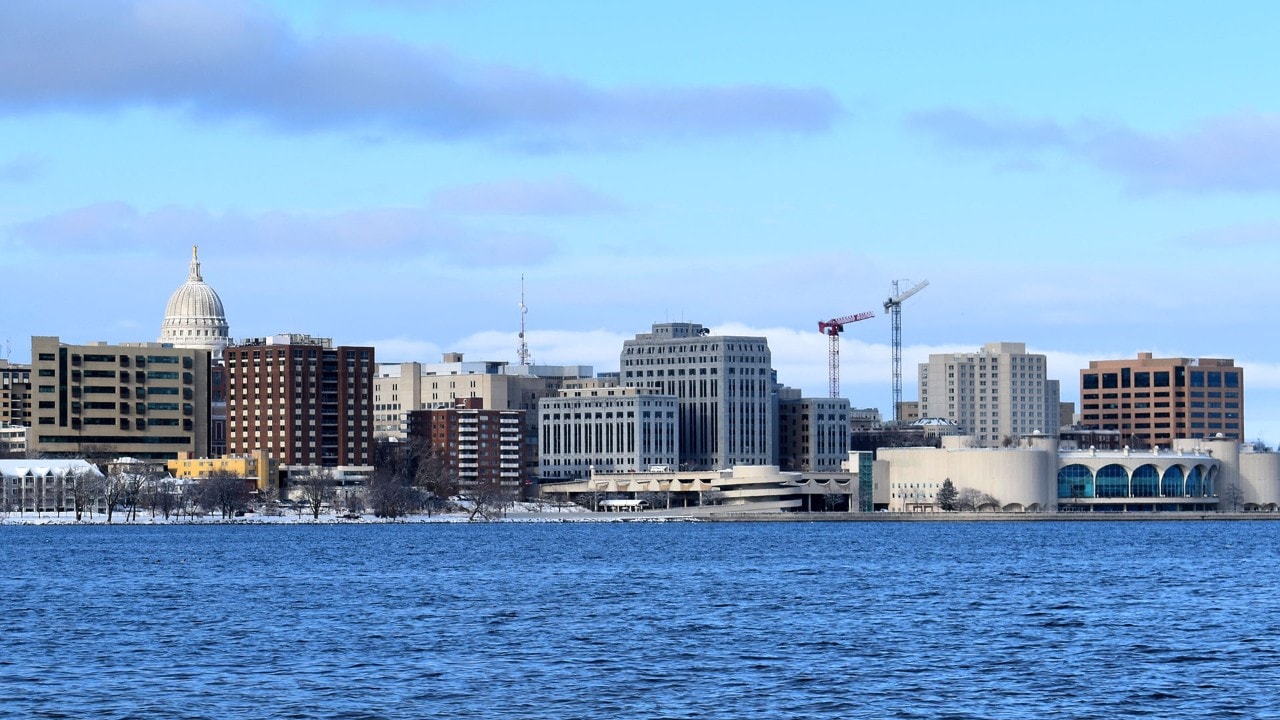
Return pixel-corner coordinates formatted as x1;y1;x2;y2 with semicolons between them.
159;245;230;356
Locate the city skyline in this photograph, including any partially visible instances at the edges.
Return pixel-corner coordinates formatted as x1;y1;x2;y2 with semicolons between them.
3;1;1280;441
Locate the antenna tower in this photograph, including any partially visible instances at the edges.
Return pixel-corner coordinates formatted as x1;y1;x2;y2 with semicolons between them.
517;275;532;366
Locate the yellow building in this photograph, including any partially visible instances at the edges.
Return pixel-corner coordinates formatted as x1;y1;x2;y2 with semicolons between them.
168;449;277;492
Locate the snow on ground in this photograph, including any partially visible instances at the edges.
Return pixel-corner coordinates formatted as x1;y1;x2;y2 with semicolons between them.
0;501;699;525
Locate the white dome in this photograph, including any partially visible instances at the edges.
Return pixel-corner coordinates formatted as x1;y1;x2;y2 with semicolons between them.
159;246;230;356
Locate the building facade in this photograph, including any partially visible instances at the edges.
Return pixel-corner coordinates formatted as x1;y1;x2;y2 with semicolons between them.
620;322;775;470
29;337;211;460
0;360;31;429
225;334;374;467
538;386;679;480
407;398;525;493
778;393;851;472
1079;353;1243;447
918;342;1058;447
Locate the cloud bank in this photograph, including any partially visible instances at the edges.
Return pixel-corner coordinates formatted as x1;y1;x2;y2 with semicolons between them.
0;0;841;149
907;107;1280;193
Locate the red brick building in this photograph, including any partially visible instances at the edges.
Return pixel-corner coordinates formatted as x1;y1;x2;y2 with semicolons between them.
407;398;524;493
225;334;374;467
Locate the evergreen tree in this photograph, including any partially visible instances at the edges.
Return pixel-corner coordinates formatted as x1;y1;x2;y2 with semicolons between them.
937;478;958;511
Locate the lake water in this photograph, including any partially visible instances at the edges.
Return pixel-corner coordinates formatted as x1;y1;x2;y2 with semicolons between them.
3;520;1279;719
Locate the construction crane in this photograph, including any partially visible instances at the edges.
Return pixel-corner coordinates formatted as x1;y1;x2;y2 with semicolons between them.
884;279;929;423
817;311;875;398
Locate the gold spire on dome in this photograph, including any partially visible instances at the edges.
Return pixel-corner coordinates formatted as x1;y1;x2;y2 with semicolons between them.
189;244;202;281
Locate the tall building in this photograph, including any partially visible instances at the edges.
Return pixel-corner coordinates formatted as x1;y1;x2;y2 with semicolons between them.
778;391;850;472
620;322;775;470
29;337;211;460
1079;353;1243;446
918;342;1058;447
537;386;679;480
159;245;231;358
225;334;374;467
407;398;525;493
1;360;31;429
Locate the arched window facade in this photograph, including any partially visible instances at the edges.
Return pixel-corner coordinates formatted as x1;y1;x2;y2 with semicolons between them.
1186;466;1205;497
1096;464;1129;498
1131;465;1159;498
1161;466;1184;497
1057;464;1094;499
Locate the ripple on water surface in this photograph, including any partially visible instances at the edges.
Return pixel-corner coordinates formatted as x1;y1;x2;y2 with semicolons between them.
2;521;1280;719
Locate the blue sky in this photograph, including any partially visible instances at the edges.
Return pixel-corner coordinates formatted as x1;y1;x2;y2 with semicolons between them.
4;1;1280;441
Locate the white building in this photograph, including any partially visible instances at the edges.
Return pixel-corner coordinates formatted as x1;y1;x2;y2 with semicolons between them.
918;342;1059;447
158;245;230;359
539;386;679;480
620;322;775;470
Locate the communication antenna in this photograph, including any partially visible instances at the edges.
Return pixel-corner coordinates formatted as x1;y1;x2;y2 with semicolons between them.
517;275;532;366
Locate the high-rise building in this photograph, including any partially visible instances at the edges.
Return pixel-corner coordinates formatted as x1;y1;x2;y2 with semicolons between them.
777;391;850;472
29;336;211;460
407;398;525;493
620;322;775;470
1079;353;1243;446
1;360;31;429
537;386;679;480
224;334;374;467
918;342;1058;447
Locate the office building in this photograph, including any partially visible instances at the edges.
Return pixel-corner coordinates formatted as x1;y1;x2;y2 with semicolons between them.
29;336;211;460
621;322;775;470
538;386;679;480
1;360;31;429
1079;353;1243;447
778;391;850;472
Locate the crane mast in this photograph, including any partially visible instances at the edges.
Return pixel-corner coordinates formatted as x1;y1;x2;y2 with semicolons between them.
884;279;928;422
817;311;875;398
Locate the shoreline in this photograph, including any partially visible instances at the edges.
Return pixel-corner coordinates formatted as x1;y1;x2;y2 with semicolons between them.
4;509;1280;525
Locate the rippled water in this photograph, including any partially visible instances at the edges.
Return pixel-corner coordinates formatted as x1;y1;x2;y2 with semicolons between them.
3;521;1279;719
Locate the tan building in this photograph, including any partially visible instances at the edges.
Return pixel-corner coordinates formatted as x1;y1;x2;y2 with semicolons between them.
375;354;595;484
29;337;211;460
1079;353;1243;447
1;360;31;428
918;342;1059;447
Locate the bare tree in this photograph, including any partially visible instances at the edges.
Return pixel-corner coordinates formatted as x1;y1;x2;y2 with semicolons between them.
297;469;337;520
367;467;414;519
956;487;1000;512
413;442;458;517
144;476;180;520
195;471;251;519
102;471;130;523
1222;477;1244;512
467;478;513;521
67;468;101;522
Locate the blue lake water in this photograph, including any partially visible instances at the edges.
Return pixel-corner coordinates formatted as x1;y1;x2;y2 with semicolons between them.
3;520;1279;719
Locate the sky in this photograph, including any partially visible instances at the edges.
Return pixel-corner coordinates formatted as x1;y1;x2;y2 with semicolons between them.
3;1;1280;441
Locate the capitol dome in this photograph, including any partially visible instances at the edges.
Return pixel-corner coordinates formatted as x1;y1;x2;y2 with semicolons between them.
159;245;230;357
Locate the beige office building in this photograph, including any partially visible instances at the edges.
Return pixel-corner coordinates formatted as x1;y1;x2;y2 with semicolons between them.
29;336;211;460
918;342;1059;447
1079;353;1243;447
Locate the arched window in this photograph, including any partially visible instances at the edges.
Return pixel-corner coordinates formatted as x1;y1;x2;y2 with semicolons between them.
1131;465;1159;497
1185;466;1205;497
1057;464;1094;499
1161;466;1185;497
1096;464;1129;498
